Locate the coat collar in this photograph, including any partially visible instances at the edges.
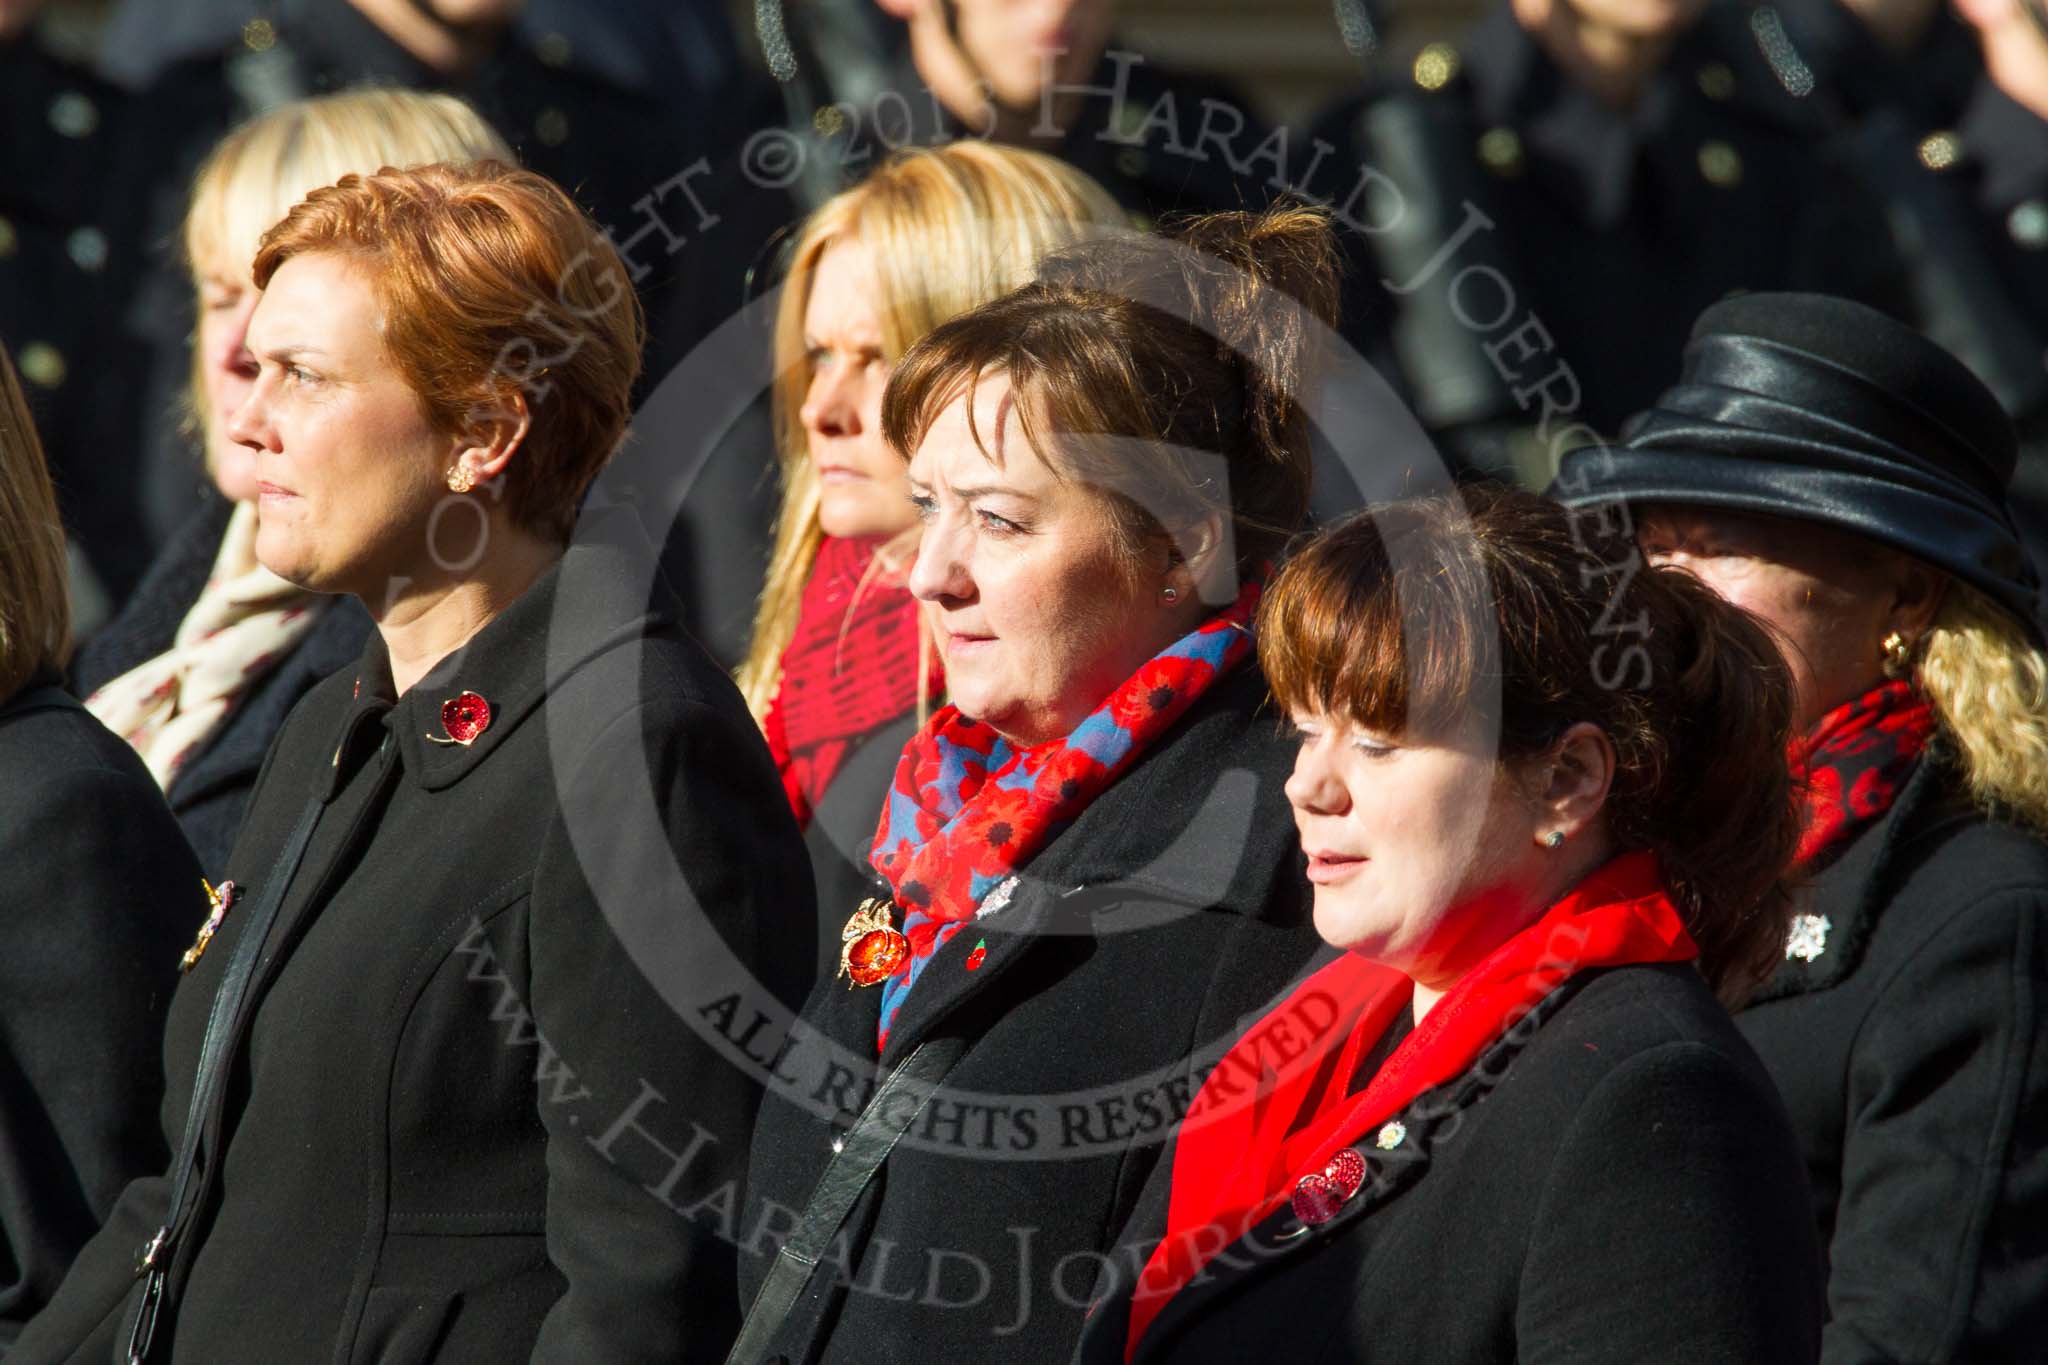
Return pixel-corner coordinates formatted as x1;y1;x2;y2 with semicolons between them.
1102;970;1598;1362
1748;745;1976;1004
169;595;371;809
1;674;78;722
843;662;1305;1066
342;512;677;794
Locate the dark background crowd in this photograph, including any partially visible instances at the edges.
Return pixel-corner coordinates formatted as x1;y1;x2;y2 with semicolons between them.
7;0;2047;660
5;3;2048;1362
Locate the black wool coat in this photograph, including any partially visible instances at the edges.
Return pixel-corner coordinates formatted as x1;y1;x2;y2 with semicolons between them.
69;491;372;876
0;686;205;1348
1075;962;1826;1365
1738;749;2048;1362
796;713;917;983
13;523;816;1364
736;662;1327;1365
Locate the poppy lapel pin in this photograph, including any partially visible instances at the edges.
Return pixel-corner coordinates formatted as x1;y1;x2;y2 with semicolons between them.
428;690;492;747
1291;1146;1367;1227
840;897;910;988
179;878;237;973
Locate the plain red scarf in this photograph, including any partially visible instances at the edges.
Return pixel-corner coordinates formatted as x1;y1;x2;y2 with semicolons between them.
1124;850;1695;1358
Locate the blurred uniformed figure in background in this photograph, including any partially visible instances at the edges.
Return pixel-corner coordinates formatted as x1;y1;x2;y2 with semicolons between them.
1777;0;2048;561
0;0;234;611
1910;0;2048;555
1776;0;1983;125
1304;0;1906;485
768;0;1277;224
1939;0;2048;416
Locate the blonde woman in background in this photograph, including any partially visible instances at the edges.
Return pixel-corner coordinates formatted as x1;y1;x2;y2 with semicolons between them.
1553;292;2048;1363
72;88;512;875
736;141;1124;961
0;341;207;1343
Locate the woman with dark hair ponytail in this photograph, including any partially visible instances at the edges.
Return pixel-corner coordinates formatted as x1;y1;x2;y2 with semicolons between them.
734;207;1337;1365
1077;485;1823;1365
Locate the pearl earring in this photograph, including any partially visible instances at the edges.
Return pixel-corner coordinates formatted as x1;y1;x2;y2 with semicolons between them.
1161;585;1180;605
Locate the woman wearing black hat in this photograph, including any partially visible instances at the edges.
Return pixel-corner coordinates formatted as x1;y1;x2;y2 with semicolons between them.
1551;291;2048;1363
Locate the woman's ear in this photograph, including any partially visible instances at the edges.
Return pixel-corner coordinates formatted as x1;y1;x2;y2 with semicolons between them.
1886;557;1949;641
1169;511;1234;605
1540;721;1615;837
448;389;532;493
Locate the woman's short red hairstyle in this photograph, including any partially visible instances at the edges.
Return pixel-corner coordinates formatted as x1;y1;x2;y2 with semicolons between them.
251;159;644;539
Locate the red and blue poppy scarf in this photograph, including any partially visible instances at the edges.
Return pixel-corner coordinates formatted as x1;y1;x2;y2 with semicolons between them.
1123;851;1696;1359
867;579;1262;1050
1791;679;1937;868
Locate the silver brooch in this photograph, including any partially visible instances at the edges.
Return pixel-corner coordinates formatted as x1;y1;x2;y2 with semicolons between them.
976;876;1020;920
1785;913;1832;963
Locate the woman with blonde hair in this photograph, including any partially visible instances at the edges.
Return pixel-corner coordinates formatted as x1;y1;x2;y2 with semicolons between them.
0;341;206;1342
737;142;1123;950
1552;292;2048;1362
73;87;513;874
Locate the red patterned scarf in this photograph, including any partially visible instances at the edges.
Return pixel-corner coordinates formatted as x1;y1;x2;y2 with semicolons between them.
764;534;941;828
1124;851;1696;1358
1791;679;1937;868
867;580;1262;1049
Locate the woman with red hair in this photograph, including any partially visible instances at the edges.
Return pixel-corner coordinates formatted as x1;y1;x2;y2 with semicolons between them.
16;162;809;1363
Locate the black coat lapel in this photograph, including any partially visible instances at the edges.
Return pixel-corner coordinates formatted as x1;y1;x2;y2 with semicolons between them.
875;875;1059;1065
871;663;1301;1064
1104;972;1593;1363
1750;750;1975;1003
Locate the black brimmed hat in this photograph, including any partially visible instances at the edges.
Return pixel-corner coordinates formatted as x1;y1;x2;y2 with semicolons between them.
1549;292;2040;631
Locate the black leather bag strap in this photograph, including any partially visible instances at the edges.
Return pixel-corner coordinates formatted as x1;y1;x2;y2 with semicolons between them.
725;1036;967;1365
124;790;328;1364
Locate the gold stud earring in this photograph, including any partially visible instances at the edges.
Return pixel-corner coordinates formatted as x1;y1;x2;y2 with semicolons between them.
447;465;476;494
1881;630;1912;679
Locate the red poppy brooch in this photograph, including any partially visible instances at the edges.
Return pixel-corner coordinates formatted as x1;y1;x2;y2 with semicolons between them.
1291;1147;1367;1227
839;897;910;987
428;690;492;746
